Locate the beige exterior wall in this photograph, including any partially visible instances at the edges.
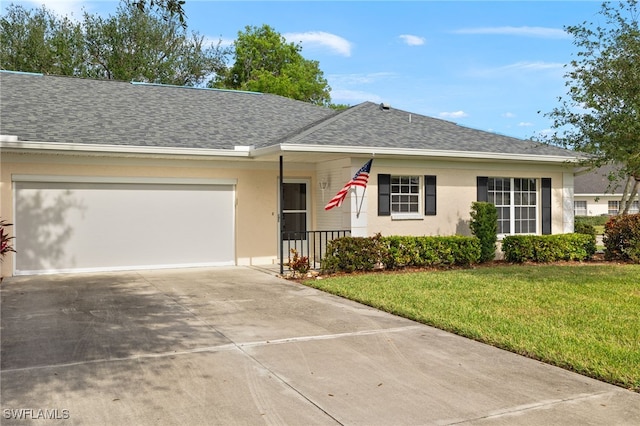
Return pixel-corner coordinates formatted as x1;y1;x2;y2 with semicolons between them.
0;152;316;277
315;158;352;232
365;158;572;238
1;151;575;277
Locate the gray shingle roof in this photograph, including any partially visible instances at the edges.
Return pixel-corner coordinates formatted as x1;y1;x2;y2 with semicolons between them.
1;71;576;158
0;71;336;149
574;165;625;194
285;102;576;157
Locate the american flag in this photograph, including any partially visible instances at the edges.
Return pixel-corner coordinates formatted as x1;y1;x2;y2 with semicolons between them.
324;159;373;211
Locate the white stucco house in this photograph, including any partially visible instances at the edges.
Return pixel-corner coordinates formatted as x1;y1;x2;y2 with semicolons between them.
574;165;640;216
1;71;579;276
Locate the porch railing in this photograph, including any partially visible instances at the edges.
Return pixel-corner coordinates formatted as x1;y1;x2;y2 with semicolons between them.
280;230;351;274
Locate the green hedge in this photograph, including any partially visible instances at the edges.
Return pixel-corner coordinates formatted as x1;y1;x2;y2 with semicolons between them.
321;235;384;273
575;215;609;227
574;222;596;237
322;234;480;273
502;234;596;263
604;213;640;263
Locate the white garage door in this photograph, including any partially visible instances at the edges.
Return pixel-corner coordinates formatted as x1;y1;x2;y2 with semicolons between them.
14;177;235;275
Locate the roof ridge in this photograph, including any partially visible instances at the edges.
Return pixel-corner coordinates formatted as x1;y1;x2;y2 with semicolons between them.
130;81;263;95
276;102;370;145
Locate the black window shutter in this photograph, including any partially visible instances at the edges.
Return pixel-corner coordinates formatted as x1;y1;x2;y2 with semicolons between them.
541;178;552;235
378;174;391;216
424;175;436;216
477;177;488;202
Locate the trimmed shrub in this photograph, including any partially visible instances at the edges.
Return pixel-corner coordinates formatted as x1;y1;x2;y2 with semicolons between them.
575;215;609;227
322;234;385;273
574;222;596;237
603;213;640;263
502;234;596;263
382;236;480;268
322;234;480;273
469;202;498;263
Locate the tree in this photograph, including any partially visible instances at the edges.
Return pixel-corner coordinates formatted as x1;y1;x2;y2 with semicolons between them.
129;0;186;27
212;24;331;106
0;5;85;75
0;3;226;87
83;4;226;85
543;0;640;214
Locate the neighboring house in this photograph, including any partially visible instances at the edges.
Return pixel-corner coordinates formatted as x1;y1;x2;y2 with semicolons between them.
0;71;579;276
574;165;640;216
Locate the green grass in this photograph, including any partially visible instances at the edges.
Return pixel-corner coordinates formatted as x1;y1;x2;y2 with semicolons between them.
306;264;640;392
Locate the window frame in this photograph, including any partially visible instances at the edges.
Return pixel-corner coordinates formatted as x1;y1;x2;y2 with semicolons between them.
378;174;437;218
574;200;587;216
487;177;540;237
390;175;421;217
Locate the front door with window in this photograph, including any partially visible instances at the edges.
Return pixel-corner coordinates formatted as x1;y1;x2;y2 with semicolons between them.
281;180;310;259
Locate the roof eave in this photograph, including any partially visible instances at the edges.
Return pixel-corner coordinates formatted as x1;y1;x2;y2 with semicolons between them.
263;144;580;164
0;139;580;164
0;140;250;159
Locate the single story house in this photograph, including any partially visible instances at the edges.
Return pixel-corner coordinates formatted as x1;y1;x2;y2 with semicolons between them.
1;71;579;276
574;165;640;216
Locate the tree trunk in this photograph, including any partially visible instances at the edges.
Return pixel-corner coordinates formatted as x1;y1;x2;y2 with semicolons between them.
620;176;639;215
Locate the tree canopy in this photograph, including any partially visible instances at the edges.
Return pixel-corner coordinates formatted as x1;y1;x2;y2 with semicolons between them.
129;0;187;26
0;3;226;86
544;0;640;213
212;24;332;106
1;4;343;107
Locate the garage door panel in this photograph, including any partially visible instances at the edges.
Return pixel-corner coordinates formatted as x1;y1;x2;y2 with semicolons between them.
15;182;235;274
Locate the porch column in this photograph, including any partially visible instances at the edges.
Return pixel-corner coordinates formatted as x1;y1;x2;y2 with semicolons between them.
563;172;574;233
350;188;368;237
279;155;284;274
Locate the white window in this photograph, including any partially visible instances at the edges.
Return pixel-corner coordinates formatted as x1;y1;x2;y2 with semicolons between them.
574;200;587;216
488;177;538;235
391;176;420;214
611;200;640;214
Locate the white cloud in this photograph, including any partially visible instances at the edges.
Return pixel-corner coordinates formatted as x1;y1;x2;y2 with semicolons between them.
399;34;425;46
17;0;87;17
439;110;469;119
469;61;565;78
502;112;516;118
518;122;534;127
329;72;396;85
535;128;555;138
284;31;352;57
499;61;565;72
454;26;569;39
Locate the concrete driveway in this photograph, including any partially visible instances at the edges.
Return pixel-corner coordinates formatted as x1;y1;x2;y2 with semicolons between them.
1;267;638;425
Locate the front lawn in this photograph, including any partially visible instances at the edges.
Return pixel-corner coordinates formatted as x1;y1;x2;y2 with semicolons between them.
305;264;640;392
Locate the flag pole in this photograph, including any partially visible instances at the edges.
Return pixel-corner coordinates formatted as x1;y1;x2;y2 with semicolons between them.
356;185;367;218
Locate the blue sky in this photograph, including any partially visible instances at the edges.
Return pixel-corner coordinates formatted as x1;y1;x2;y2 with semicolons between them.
10;1;605;140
